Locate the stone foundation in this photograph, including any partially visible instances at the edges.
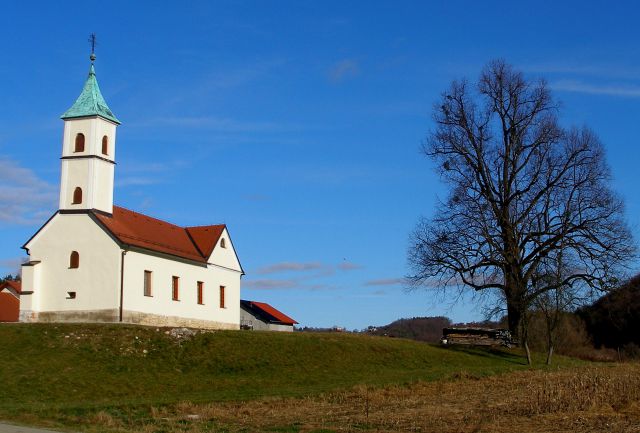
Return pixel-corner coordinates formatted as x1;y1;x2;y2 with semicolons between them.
20;309;119;323
18;309;239;330
122;310;239;330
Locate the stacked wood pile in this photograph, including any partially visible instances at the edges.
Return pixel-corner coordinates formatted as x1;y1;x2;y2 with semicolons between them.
441;327;514;347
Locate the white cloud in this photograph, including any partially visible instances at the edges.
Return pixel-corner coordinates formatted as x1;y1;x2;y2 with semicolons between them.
329;59;360;83
0;157;57;225
243;279;299;290
364;278;407;287
0;257;26;275
133;116;305;134
200;59;285;91
255;262;324;275
254;260;364;276
116;160;189;188
243;194;270;202
524;62;640;80
115;177;162;187
242;278;340;292
245;260;364;292
551;80;640;98
338;261;363;271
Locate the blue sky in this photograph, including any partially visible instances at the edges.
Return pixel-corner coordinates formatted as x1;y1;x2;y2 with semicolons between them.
1;1;639;329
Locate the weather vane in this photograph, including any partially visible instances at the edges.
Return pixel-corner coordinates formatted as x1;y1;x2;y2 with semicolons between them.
89;33;97;62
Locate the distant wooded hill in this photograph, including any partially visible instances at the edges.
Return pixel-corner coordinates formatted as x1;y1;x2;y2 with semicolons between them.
368;317;501;343
578;274;640;353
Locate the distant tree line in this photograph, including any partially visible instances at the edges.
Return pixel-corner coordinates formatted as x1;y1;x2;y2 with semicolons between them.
367;317;500;343
357;273;640;361
0;274;21;284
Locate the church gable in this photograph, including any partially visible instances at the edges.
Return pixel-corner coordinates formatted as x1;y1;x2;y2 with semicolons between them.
206;227;243;273
24;212;120;259
24;212;116;254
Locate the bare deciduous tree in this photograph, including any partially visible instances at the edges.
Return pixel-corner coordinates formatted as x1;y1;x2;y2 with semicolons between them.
408;60;636;342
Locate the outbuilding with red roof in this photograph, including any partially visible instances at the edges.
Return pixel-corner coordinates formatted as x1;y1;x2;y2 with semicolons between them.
0;280;21;322
240;300;298;332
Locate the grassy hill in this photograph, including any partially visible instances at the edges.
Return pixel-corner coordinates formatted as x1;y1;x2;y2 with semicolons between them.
0;323;582;429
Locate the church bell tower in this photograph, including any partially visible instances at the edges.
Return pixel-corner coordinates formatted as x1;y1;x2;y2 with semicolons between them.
59;44;120;215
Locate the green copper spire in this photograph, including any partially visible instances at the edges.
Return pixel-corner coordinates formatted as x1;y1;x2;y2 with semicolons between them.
61;59;120;124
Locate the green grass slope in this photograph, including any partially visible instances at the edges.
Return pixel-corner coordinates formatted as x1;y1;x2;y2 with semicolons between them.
0;324;580;420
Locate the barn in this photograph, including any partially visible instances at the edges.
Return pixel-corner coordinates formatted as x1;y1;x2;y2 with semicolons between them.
240;300;298;332
0;280;21;322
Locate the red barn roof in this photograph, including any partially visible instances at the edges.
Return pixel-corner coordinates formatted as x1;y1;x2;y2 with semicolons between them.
0;280;21;294
241;300;298;325
93;206;226;264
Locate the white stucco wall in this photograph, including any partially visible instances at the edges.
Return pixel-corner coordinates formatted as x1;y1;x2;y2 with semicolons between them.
122;249;241;328
22;213;121;316
19;262;40;313
90;160;115;213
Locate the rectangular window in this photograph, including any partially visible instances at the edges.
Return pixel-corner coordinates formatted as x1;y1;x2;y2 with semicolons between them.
219;285;225;308
144;271;152;297
172;276;180;301
197;281;204;305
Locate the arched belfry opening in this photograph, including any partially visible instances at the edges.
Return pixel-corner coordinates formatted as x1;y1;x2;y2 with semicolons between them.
74;133;85;152
69;251;79;269
72;187;83;204
102;135;108;155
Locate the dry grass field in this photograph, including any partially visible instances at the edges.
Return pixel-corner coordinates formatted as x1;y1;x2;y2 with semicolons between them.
62;363;640;433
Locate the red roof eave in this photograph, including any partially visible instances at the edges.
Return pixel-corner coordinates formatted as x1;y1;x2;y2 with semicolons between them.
250;301;298;325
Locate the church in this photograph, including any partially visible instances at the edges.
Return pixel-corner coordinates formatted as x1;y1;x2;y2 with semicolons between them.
19;52;244;329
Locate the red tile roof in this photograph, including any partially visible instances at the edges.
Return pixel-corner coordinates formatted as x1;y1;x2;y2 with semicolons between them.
186;225;225;258
0;280;21;294
93;206;225;263
243;300;298;325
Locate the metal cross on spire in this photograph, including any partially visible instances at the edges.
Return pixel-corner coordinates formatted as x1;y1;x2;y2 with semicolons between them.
88;33;97;62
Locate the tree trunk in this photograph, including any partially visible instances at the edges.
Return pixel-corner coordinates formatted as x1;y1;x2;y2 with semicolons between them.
524;340;532;365
545;319;554;365
506;297;523;342
546;345;554;365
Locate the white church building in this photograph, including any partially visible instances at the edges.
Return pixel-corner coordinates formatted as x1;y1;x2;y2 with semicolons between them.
19;53;244;329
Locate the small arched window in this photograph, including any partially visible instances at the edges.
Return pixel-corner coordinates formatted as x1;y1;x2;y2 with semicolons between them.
102;135;108;155
69;251;79;269
74;133;85;152
220;238;226;248
72;187;83;204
